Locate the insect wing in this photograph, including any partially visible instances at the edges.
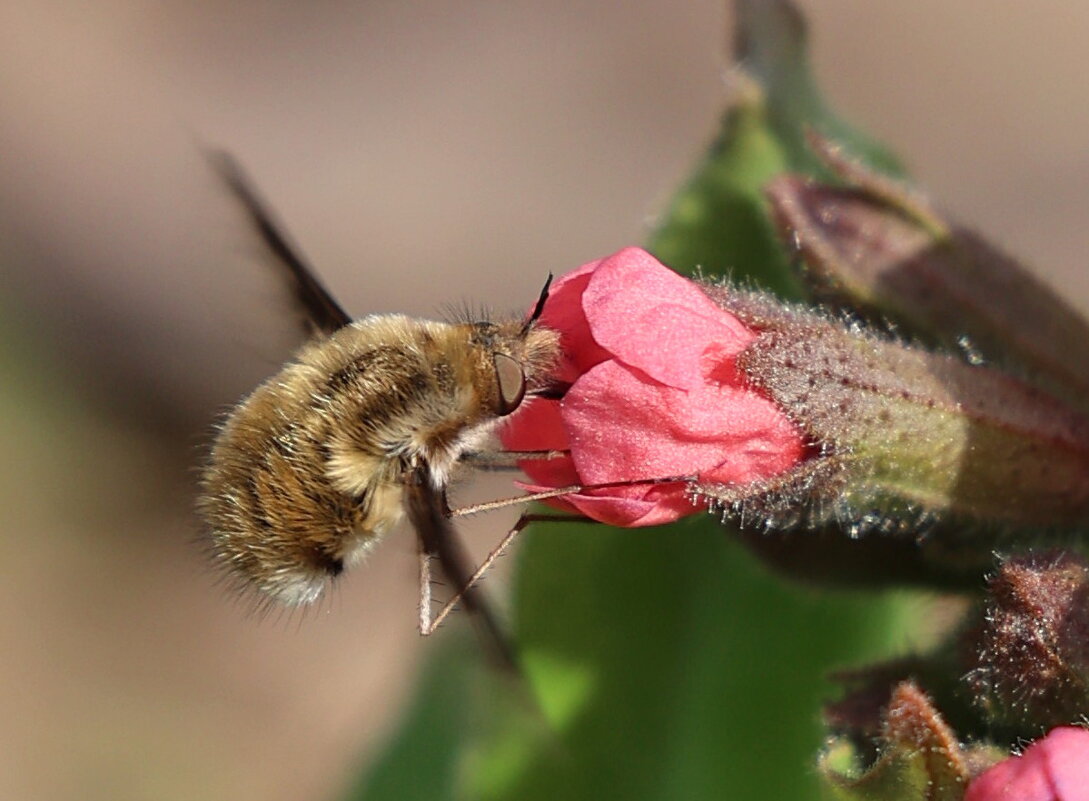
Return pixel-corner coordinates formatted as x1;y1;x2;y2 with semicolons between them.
210;151;352;336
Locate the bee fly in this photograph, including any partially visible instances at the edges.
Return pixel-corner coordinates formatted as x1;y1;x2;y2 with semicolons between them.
199;154;564;666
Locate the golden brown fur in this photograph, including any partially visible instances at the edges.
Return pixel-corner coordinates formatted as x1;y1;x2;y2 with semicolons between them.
200;313;558;605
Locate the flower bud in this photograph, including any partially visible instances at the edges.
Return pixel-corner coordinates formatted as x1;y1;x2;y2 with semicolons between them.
819;682;971;801
504;248;1089;541
766;133;1089;409
502;247;809;527
963;551;1089;732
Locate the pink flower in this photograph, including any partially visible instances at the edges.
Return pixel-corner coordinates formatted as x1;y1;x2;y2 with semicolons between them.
966;727;1089;801
501;247;807;527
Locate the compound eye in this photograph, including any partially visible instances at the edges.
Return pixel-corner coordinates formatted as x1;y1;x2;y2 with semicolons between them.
493;353;527;416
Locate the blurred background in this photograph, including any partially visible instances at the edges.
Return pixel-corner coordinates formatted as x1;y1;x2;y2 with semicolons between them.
1;1;1087;799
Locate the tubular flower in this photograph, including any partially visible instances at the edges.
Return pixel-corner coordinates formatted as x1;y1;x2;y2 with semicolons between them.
501;247;808;527
965;727;1089;801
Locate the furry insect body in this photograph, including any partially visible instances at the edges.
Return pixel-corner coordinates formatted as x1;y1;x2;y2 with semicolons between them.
199;153;560;672
201;312;558;607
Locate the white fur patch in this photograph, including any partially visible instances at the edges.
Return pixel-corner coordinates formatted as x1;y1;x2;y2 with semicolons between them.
267;570;328;606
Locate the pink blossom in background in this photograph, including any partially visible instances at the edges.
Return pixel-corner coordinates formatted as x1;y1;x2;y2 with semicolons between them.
502;247;807;527
965;727;1089;801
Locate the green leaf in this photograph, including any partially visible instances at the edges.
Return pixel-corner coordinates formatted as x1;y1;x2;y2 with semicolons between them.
470;522;912;801
347;639;477;801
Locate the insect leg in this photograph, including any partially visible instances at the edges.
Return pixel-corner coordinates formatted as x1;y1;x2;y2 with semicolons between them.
461;449;570;469
426;513;596;633
417;547;435;637
404;464;518;670
449;474;696;517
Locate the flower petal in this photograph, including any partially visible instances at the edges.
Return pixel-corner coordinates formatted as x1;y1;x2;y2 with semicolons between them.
966;727;1089;801
582;247;756;389
1045;727;1089;800
564;360;805;488
563;485;693;527
517;479;693;527
501;399;568;453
